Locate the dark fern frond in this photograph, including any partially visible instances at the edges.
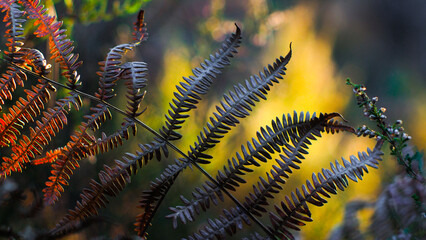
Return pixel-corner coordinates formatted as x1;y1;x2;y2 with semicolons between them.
185;140;384;240
95;11;147;101
158;24;242;142
134;159;189;237
41;7;148;207
19;0;82;88
188;45;293;165
184;206;251;240
135;46;293;236
96;44;137;101
168;112;354;226
50;163;132;236
242;232;270;240
268;140;384;239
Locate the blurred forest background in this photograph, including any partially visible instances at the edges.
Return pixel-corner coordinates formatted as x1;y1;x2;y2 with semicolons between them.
0;0;425;239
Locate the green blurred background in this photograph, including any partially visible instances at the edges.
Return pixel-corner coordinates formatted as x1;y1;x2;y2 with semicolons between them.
1;0;425;239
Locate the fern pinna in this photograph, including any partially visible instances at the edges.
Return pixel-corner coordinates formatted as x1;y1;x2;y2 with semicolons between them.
0;1;392;239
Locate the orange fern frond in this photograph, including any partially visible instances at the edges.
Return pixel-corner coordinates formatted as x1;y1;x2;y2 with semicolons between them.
43;104;110;204
0;81;55;148
19;0;82;87
43;130;96;205
0;66;26;110
31;148;62;165
0;103;68;178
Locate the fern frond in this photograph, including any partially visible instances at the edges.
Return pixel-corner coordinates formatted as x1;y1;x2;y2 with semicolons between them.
158;24;242;142
184;207;251;240
20;48;52;76
268;140;384;239
132;9;148;43
0;102;68;178
134;159;190;236
168;112;353;226
189;44;293;165
0;80;55;148
0;47;52;111
19;0;82;87
0;66;26;110
50;163;131;236
95;11;147;101
43;104;110;204
242;232;270;240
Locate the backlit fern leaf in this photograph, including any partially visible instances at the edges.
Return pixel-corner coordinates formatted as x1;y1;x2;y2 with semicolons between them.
0;49;53;149
0;100;70;178
0;66;26;111
0;81;54;149
43;103;109;204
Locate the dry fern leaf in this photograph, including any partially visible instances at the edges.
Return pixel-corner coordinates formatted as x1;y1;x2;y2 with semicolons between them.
42;104;109;205
96;11;147;101
0;102;68;178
